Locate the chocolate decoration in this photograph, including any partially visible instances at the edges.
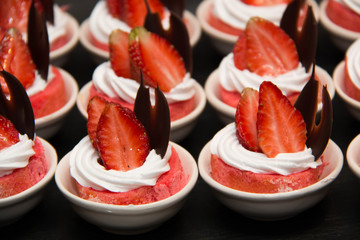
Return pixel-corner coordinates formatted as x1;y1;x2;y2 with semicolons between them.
280;0;317;71
144;3;192;74
294;65;332;160
28;0;49;81
39;0;54;25
160;0;185;18
0;69;35;140
134;72;170;158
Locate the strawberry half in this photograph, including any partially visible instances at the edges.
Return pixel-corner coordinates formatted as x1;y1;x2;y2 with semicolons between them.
106;0;122;19
96;103;150;171
245;17;299;77
233;31;247;71
257;81;307;158
109;29;131;78
0;115;20;151
87;96;107;150
241;0;292;6
128;27;185;92
0;0;31;33
0;28;36;94
235;88;261;152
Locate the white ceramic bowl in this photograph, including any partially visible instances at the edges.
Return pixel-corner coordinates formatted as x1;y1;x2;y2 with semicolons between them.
333;61;360;120
196;0;320;55
205;65;336;124
79;10;201;64
0;138;57;226
55;142;198;234
76;81;206;142
35;68;79;139
198;139;343;221
50;12;80;66
346;134;360;179
320;0;360;52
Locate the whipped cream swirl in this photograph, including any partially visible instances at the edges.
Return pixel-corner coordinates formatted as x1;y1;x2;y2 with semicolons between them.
346;39;360;88
0;134;35;177
69;136;172;192
218;53;310;96
212;0;287;30
92;62;196;104
342;0;360;15
47;4;69;45
210;124;320;175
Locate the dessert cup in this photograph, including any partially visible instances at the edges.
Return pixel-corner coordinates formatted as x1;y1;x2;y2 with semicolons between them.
55;142;198;235
35;68;79;139
0;138;57;226
76;81;206;142
79;10;201;64
320;0;360;52
346;133;360;180
205;65;336;124
196;0;320;55
198;139;343;221
49;12;80;66
333;61;360;120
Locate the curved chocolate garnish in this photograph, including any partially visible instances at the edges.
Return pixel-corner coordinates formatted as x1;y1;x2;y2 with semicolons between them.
294;65;332;160
38;0;54;25
160;0;185;18
280;0;317;71
28;0;49;81
144;3;192;74
0;69;35;140
134;72;170;158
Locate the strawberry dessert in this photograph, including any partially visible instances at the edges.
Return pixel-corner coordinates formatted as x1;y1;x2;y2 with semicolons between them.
342;38;360;100
0;69;48;199
0;0;74;52
70;81;188;205
325;0;360;33
217;0;318;107
88;14;196;122
210;74;332;193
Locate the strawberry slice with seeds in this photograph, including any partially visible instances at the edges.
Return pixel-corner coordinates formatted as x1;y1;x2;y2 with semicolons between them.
233;31;248;71
245;17;299;77
257;81;307;158
235;88;261;152
0;115;19;151
106;0;122;19
87;96;107;150
0;28;36;94
96;103;150;171
129;27;185;92
0;0;31;33
109;29;131;78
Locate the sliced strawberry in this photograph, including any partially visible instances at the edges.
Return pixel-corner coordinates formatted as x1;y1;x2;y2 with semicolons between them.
241;0;292;6
87;96;107;150
106;0;122;19
128;27;185;92
235;88;261;152
0;115;19;151
96;103;150;171
0;0;31;33
233;31;247;70
245;17;299;77
109;29;132;78
257;81;307;158
0;28;36;94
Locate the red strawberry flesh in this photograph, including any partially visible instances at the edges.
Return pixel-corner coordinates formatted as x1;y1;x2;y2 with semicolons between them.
109;29;131;78
0;115;19;151
87;96;107;150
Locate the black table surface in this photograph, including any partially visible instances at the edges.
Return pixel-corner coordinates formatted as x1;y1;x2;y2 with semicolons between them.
3;0;360;239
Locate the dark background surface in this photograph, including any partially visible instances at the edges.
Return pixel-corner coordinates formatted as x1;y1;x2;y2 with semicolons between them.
2;0;360;239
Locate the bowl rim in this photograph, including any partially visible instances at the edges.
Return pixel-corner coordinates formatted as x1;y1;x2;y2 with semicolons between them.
55;141;198;213
49;12;80;60
319;0;360;41
76;81;206;131
35;67;79;127
346;133;360;178
0;137;58;206
198;139;343;201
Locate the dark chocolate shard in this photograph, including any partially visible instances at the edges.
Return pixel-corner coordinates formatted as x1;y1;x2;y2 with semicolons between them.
294;65;332;160
144;4;192;74
134;72;170;158
280;0;317;71
0;69;35;140
28;0;49;81
160;0;185;18
38;0;54;25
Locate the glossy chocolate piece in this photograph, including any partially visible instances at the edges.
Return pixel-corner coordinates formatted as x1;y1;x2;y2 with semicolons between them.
28;0;49;81
39;0;54;25
0;70;35;140
294;65;332;160
144;4;192;74
134;73;170;158
160;0;185;18
280;0;317;72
